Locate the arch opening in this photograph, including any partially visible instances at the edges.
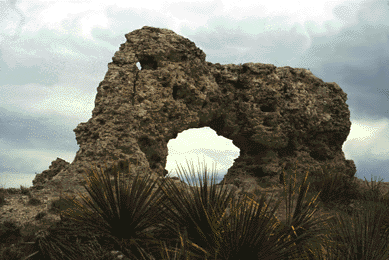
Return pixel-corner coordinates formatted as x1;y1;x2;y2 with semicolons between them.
165;127;240;187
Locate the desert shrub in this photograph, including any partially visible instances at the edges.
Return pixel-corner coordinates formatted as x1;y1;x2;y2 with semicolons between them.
20;186;31;196
48;196;80;217
34;212;47;221
27;197;42;206
0;192;6;207
0;221;22;247
0;244;24;260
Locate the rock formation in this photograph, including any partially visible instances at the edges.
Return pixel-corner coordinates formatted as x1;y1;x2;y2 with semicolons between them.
32;158;70;188
32;25;356;195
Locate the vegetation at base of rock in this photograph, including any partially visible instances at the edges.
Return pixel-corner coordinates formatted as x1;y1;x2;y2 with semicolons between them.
0;158;389;259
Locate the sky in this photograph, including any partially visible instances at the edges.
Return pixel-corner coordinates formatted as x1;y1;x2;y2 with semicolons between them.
1;0;389;189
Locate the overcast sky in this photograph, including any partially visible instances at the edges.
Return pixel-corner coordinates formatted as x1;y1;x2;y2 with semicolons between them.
1;0;389;189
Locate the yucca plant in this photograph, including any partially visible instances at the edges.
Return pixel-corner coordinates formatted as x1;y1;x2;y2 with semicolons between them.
297;165;389;260
147;158;350;259
34;165;174;260
31;156;340;260
29;155;389;260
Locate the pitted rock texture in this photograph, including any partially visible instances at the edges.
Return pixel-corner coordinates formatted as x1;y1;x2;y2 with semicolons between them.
32;157;70;188
34;25;355;196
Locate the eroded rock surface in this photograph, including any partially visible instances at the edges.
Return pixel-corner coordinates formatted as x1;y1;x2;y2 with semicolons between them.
32;157;70;188
31;25;355;203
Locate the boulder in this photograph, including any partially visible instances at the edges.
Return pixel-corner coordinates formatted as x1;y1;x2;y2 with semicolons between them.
36;25;355;196
32;157;70;188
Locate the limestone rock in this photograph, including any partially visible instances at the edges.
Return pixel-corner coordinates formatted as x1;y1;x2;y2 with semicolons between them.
0;29;365;258
34;25;355;199
32;157;70;188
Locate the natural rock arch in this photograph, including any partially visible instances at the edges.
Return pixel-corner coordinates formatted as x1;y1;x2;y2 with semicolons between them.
33;26;356;193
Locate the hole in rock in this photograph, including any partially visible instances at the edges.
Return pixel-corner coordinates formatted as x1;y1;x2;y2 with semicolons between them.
136;62;141;70
165;127;240;187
